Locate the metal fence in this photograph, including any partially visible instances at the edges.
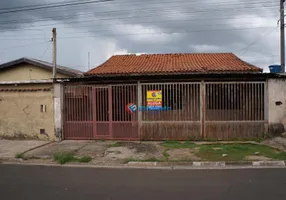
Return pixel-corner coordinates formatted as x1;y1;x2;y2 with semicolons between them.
140;83;201;140
63;81;266;140
204;82;265;139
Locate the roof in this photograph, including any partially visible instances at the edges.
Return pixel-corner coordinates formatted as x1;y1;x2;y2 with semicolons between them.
86;53;262;76
0;57;83;77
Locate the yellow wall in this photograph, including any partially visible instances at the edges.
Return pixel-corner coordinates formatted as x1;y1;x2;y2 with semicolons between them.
0;63;70;81
0;89;54;140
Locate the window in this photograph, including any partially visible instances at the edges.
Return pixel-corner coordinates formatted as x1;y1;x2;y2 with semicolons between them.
40;105;47;112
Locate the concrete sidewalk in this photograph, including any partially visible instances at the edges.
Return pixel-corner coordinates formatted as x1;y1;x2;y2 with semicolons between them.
1;138;286;168
24;140;163;164
0;140;50;159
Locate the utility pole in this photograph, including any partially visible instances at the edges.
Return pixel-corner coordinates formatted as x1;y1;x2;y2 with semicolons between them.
88;52;90;70
280;0;285;73
52;28;57;79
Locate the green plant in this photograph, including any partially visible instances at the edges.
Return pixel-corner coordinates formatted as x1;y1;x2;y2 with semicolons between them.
78;156;92;163
109;142;121;147
163;149;170;159
53;152;93;164
254;138;264;143
53;152;76;165
15;153;26;160
264;132;272;139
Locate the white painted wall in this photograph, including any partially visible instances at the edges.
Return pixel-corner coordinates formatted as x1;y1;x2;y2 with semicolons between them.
268;78;286;135
53;83;64;141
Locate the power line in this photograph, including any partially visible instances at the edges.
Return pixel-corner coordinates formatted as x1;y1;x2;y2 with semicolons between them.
239;27;278;55
57;26;276;40
0;2;278;27
0;24;276;41
0;0;278;23
0;14;277;34
0;0;90;11
0;0;114;15
0;0;276;13
40;42;52;59
0;5;278;30
0;5;278;34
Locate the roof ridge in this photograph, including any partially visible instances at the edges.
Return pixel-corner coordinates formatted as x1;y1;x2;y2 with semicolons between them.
0;57;83;76
87;52;262;75
112;52;233;56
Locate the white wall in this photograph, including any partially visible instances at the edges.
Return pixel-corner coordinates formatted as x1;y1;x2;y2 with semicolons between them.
268;78;286;135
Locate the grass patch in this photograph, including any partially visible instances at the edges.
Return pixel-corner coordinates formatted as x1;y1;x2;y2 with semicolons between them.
15;153;26;160
162;140;196;148
195;144;286;161
53;152;93;165
163;149;170;159
109;142;121;147
272;152;286;160
78;156;92;163
53;152;76;164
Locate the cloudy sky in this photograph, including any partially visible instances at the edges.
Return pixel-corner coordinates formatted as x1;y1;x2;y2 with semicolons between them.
0;0;280;72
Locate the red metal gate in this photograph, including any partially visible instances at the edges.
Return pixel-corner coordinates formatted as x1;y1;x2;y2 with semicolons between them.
64;85;138;140
64;82;266;140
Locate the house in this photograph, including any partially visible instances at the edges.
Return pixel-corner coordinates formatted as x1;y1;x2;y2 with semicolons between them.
0;57;82;140
56;52;286;141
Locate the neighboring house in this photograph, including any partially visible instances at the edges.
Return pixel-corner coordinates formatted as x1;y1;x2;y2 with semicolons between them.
57;53;282;141
0;57;82;141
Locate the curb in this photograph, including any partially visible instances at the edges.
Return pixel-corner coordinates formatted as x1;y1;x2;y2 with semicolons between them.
252;161;285;166
127;161;286;167
0;159;285;169
0;160;285;170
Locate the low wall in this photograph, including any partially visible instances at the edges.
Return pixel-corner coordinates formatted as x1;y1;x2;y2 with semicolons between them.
0;88;54;140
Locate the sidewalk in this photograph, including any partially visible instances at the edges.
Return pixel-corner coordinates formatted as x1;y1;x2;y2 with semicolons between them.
1;138;286;168
0;140;50;159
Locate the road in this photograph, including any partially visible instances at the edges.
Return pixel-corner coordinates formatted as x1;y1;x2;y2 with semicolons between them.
0;164;285;200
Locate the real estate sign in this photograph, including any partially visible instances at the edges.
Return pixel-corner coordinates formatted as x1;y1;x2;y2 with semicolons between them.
147;90;162;110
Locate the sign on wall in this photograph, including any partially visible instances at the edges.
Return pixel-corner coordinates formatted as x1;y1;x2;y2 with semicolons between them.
147;90;162;110
126;103;137;114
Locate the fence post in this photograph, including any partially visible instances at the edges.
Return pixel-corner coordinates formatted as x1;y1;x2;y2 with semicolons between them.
108;87;113;138
92;88;97;138
137;81;142;141
264;81;269;135
201;81;206;139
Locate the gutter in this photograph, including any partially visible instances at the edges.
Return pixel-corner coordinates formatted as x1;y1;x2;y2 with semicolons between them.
0;80;53;85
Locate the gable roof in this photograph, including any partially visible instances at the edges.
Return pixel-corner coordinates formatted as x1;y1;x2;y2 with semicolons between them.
87;53;262;76
0;57;83;77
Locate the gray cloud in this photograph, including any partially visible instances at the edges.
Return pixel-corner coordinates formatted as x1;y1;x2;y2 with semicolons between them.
0;0;281;71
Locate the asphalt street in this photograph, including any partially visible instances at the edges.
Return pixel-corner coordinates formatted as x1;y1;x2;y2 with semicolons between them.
0;164;285;200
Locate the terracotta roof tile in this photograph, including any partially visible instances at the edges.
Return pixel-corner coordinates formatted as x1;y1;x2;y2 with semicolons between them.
87;53;262;75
